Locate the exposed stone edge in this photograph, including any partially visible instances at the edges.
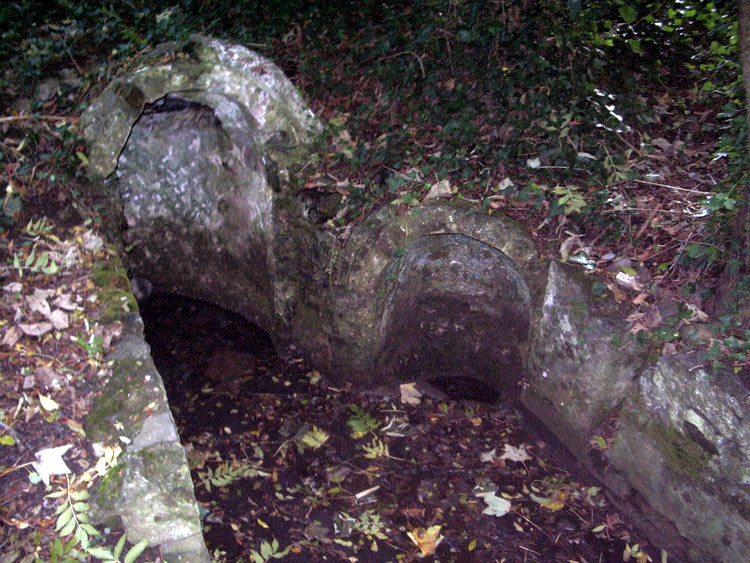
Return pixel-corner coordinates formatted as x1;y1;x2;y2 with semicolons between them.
84;250;210;562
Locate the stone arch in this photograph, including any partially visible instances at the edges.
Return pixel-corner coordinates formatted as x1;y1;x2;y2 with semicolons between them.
375;234;531;398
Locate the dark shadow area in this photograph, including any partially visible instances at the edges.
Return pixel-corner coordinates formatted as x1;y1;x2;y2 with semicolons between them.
138;293;314;560
427;375;501;404
139;293;277;399
138;293;658;562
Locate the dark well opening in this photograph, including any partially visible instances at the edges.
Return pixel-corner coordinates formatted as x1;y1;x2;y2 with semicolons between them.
138;292;659;562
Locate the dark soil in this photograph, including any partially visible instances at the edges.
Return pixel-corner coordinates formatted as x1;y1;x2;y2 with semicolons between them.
140;294;660;563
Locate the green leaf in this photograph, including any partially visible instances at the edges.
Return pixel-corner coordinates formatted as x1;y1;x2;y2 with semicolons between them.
75;526;89;550
51;537;64;557
123;539;149;563
70;490;90;501
593;435;608;449
0;434;16;445
56;507;74;531
59;516;76;537
86;547;115;560
260;540;273;558
80;522;99;536
301;426;329;449
619;5;637;24
113;533;127;559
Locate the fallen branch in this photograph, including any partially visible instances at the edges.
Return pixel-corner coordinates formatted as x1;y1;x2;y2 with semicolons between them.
0;115;78;124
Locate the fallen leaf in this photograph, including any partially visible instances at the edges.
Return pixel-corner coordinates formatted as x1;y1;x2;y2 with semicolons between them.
53;293;79;311
407;525;444;556
32;444;73;486
527;157;541;169
615;271;643;291
38;394;60;412
499;443;531;463
530;489;568;511
592;435;608;449
496;177;514;191
47;309;69;330
1;325;21;347
400;382;422;405
26;294;52;318
480;448;497;463
18;322;53;337
424;179;453;200
476;491;512;517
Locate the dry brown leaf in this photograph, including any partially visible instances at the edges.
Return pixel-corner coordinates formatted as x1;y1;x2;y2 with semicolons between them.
407;525;443;556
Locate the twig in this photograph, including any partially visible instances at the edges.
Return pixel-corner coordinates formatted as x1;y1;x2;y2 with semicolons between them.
379;51;426;79
65;46;83;76
635;206;660;240
0;115;77;124
632;179;713;195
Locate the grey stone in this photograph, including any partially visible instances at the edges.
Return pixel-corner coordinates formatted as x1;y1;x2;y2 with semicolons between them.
525;261;641;439
609;354;750;562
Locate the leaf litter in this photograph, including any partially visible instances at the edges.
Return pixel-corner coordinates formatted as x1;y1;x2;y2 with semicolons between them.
139;293;660;562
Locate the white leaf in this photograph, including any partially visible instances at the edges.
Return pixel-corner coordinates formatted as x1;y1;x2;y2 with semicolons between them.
33;288;55;299
615;271;643;291
47;310;69;330
497;177;514;191
577;151;598;160
476;491;512;517
424;179;453;200
26;294;52;318
2;326;22;347
480;448;497;463
399;382;422;405
39;393;60;412
2;282;23;293
499;443;531;463
33;444;72;486
526;157;541;169
19;322;53;337
82;231;104;252
53;294;79;311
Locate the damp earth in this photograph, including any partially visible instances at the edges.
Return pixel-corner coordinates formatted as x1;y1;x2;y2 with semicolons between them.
140;294;658;562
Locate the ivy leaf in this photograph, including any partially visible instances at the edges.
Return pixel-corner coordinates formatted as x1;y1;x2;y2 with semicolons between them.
619;5;638;24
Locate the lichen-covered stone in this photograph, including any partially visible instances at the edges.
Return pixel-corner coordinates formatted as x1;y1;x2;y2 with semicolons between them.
86;308;208;560
328;202;541;381
81;35;321;178
525;261;641;436
609;354;750;562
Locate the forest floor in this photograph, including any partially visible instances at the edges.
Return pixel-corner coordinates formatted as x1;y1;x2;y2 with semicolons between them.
1;4;748;562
